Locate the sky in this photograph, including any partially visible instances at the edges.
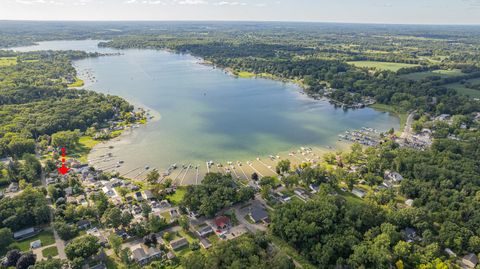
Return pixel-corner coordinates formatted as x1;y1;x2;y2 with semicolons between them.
1;0;480;24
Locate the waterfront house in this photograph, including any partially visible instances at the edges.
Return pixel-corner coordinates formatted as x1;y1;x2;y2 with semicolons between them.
170;238;188;250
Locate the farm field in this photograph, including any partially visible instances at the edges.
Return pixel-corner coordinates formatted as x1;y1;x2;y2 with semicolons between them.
0;57;17;66
347;61;419;72
401;69;464;80
445;78;480;98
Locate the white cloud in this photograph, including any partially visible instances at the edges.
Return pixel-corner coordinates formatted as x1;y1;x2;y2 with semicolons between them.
212;1;246;6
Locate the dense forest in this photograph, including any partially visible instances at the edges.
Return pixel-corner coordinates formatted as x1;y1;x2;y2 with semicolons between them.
0;50;133;158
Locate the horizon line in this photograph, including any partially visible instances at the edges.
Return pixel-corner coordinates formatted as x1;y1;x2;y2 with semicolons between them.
1;19;480;27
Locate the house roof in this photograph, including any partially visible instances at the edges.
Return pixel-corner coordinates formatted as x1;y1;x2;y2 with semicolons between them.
170;238;188;249
197;225;213;235
14;227;36;238
214;216;230;227
132;248;147;260
250;207;268;222
463;253;479;265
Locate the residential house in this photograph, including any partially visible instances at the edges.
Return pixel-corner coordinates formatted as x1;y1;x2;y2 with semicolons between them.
7;182;19;193
76;220;91;230
405;199;414;207
143;190;155;200
131;244;162;266
196;225;214;237
102;186;116;197
401;228;419;243
46;178;56;185
462;253;478;269
352;188;366;199
169;209;179;219
214;216;231;230
384;171;404;183
30;240;42;249
13;227;40;240
134;192;143;201
199;238;212;249
249;206;269;223
309;184;320;193
294;188;309;199
166;251;176;260
170;238;188;250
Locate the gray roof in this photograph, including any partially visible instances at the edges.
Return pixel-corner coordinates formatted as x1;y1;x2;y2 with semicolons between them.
170;238;188;249
132;248;147;260
13;227;36;238
250;206;268;222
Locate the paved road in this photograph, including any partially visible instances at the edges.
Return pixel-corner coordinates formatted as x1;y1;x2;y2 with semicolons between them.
401;111;416;140
37;148;67;260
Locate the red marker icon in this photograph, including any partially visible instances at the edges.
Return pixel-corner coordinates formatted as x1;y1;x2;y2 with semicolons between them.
58;147;70;175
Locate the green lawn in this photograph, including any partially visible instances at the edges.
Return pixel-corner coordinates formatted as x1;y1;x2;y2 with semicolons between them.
401;69;464;80
167;187;186;205
347;61;419;72
369;103;407;132
68;77;85;88
72;136;101;163
236;71;256;78
444;78;480;98
10;229;55;251
0;57;17;67
41;246;58;258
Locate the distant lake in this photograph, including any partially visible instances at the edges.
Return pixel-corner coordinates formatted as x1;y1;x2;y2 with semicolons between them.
12;40;399;177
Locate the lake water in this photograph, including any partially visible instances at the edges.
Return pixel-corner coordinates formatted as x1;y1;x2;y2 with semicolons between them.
13;40;399;181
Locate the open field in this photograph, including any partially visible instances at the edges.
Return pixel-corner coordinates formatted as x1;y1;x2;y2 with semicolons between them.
74;136;101;163
401;69;464;80
68;77;85;88
445;78;480;98
347;61;419;72
0;57;17;66
236;71;256;78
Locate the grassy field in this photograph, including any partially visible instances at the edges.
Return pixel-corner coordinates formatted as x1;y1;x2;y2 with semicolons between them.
41;246;59;258
445;78;480;98
347;61;419;72
167;187;187;205
0;57;17;67
72;136;101;163
236;71;256;78
68;77;85;88
369;103;407;132
401;69;464;80
10;229;55;251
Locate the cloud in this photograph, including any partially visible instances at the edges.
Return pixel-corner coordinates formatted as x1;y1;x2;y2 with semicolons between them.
212;1;247;6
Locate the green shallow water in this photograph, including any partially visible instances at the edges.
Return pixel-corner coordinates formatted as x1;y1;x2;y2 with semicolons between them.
14;40;399;171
